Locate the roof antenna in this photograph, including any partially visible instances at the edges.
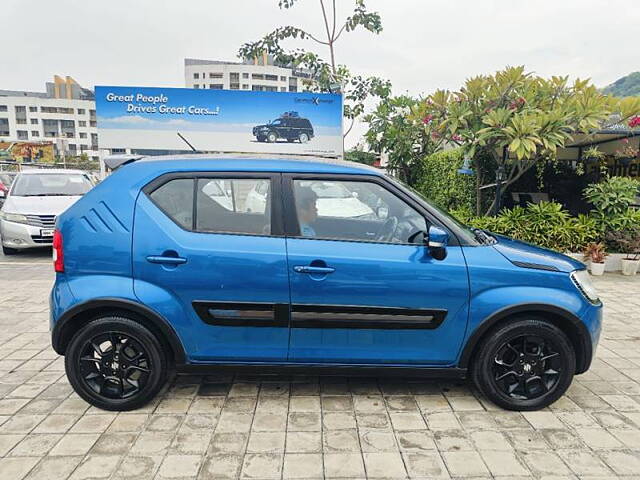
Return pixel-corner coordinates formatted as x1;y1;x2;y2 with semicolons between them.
177;132;199;152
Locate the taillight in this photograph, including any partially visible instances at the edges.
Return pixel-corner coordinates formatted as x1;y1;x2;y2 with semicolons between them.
53;229;64;273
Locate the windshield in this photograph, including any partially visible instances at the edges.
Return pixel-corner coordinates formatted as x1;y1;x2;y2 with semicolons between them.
11;173;93;197
388;176;479;245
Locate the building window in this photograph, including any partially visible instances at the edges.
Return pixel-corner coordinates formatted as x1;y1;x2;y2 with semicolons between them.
193;73;199;79
289;86;298;92
16;119;27;124
90;121;97;127
242;73;249;78
209;72;223;78
230;84;240;90
17;130;28;140
29;106;38;112
265;74;278;81
209;84;223;89
0;106;7;112
280;87;287;92
77;108;85;114
31;118;38;124
79;132;87;139
252;74;264;80
89;109;96;117
15;106;26;113
68;144;76;151
194;84;200;89
280;76;287;81
31;131;39;137
230;73;240;81
242;84;249;89
78;120;87;127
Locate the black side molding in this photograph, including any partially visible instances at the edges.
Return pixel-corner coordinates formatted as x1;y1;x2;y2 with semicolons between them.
192;301;289;327
291;304;447;329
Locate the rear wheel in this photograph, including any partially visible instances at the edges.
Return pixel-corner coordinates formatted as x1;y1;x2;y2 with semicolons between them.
65;316;168;411
298;133;309;143
472;318;575;411
2;245;17;255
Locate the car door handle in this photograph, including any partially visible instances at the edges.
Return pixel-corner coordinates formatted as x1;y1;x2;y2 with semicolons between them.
146;255;187;265
294;265;335;274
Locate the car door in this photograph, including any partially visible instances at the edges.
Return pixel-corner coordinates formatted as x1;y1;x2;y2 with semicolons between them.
284;174;470;365
132;172;291;362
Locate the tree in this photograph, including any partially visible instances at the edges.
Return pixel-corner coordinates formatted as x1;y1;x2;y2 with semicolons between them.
364;95;449;186
238;0;391;137
413;66;640;215
344;146;377;165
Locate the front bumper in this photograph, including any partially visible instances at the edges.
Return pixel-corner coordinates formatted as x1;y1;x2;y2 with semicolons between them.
0;218;53;249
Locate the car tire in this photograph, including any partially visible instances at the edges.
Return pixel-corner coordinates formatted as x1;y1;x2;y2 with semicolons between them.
299;133;309;143
2;245;17;255
472;318;575;411
267;132;277;143
65;316;168;411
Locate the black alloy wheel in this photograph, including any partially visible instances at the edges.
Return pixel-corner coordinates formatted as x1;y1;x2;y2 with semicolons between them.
79;331;151;399
65;317;168;411
492;334;562;400
472;318;575;411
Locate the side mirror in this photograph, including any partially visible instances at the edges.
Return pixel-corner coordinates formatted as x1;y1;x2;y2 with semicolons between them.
427;225;449;260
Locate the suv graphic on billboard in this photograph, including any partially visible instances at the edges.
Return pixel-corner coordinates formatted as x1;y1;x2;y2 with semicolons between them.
252;111;314;143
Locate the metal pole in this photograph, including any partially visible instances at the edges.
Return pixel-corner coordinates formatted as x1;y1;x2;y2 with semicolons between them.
494;145;508;215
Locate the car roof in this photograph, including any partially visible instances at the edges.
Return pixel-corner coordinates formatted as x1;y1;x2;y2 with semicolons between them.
17;168;88;175
129;153;383;176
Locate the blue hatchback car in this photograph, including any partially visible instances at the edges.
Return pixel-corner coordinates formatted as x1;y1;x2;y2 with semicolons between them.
50;154;602;411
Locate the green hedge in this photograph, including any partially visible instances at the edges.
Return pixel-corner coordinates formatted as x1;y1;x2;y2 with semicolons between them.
452;202;599;252
416;149;475;215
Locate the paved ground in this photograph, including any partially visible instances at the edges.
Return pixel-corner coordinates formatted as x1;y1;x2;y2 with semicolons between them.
1;250;640;479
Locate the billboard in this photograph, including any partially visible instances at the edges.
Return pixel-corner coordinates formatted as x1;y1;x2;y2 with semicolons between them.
0;141;55;163
95;86;343;157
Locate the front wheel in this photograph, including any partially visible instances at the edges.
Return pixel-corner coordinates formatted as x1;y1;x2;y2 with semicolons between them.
65;316;168;411
472;318;575;411
266;132;277;143
2;245;17;255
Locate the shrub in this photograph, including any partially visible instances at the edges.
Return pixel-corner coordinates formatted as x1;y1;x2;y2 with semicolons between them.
583;176;639;220
463;201;598;252
415;149;475;215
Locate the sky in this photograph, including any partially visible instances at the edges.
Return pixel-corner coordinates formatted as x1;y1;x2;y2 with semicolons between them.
4;0;640;147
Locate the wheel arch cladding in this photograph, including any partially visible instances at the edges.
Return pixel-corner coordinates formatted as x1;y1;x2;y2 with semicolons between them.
459;304;592;374
52;298;186;364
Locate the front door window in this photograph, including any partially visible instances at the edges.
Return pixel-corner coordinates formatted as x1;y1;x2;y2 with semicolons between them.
292;179;427;244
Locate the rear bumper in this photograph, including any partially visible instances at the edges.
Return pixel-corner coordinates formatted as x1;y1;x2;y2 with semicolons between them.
0;219;53;249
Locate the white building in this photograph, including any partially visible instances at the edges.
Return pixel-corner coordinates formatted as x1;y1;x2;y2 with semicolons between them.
184;54;313;92
0;76;99;161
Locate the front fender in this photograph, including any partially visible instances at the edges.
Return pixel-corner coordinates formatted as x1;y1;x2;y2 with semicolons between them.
458;284;600;373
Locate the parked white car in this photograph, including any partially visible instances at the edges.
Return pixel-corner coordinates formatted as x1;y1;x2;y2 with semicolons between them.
245;180;374;218
0;169;94;254
201;179;234;210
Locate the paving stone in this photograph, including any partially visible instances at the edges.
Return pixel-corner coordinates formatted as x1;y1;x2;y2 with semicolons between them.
198;454;242;479
323;429;360;452
442;450;490;477
91;433;137;455
282;453;323;478
114;455;162;479
157;454;201;478
286;430;321;453
247;431;286;453
69;455;121;479
362;451;407;477
9;433;62;456
480;449;529;476
24;455;83;480
0;456;40;480
323;452;365;478
48;433;100;456
241;453;283;479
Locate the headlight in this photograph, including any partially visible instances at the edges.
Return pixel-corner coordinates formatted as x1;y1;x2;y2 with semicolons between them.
0;212;28;224
570;269;600;304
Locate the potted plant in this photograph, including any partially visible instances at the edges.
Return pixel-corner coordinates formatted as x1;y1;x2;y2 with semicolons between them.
583;242;607;275
607;228;640;276
583;146;605;164
614;140;638;166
